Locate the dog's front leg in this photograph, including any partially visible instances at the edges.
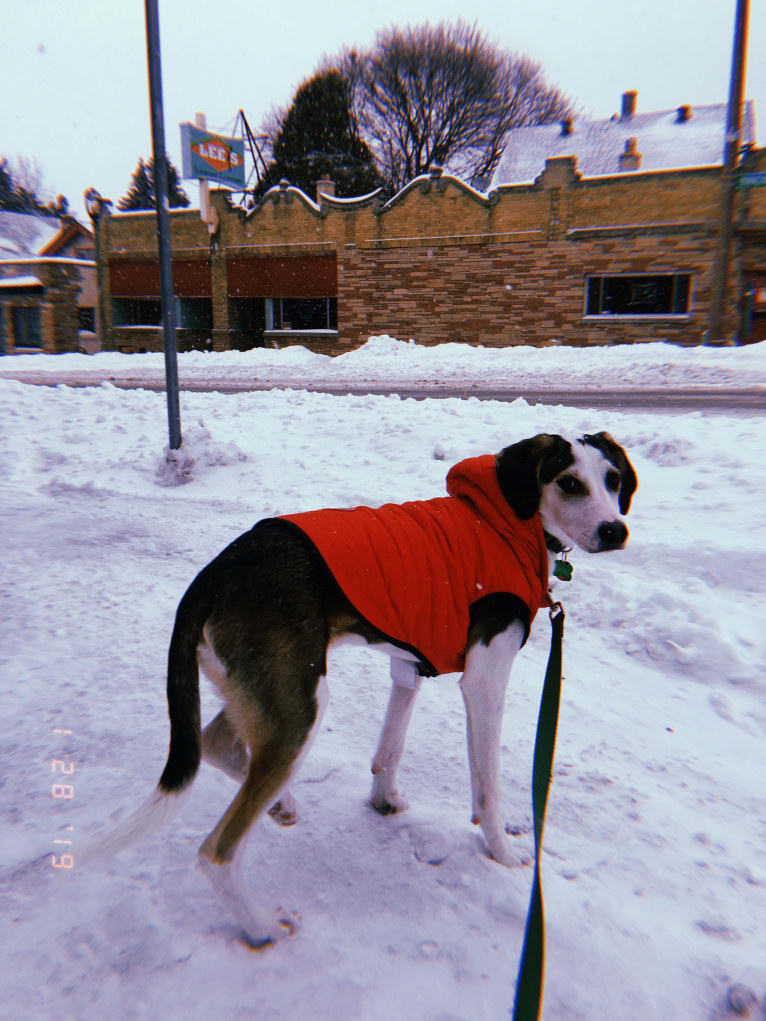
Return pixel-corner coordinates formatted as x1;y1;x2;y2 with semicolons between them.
370;658;422;814
459;621;526;867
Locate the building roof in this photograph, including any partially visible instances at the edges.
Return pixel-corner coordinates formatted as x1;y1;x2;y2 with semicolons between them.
490;95;757;187
0;211;92;259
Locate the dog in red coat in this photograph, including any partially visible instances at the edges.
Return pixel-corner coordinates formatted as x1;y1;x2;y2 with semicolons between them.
78;432;636;948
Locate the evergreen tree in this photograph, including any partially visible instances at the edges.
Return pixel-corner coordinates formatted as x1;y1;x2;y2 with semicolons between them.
0;160;21;210
118;156;190;210
0;157;63;215
257;69;383;199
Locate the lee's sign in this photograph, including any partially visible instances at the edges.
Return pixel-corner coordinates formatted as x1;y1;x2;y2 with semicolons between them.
180;123;245;188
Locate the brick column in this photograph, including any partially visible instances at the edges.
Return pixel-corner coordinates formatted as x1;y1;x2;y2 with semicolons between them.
41;302;56;353
210;245;230;350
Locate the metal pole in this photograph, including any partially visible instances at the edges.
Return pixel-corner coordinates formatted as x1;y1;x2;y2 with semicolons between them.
707;0;749;345
144;0;182;448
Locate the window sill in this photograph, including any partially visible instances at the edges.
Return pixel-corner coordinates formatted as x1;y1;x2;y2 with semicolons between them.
582;314;692;323
263;329;338;337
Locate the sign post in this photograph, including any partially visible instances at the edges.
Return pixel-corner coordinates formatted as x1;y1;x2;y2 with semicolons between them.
144;0;181;450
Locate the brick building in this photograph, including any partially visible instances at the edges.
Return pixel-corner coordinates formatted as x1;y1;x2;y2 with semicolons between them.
0;212;97;354
93;95;766;353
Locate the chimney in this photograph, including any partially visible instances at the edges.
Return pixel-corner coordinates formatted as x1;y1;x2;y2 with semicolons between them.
561;116;573;136
316;176;335;203
621;91;637;119
676;104;692;123
619;136;642;172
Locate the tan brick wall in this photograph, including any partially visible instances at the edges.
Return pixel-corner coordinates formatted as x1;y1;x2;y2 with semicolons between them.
340;227;717;348
0;260;85;353
98;152;766;351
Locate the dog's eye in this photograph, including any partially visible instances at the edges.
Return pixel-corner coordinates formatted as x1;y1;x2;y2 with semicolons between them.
606;469;621;492
556;475;585;496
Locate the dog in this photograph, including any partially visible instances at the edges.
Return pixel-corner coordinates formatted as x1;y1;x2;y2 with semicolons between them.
78;431;636;948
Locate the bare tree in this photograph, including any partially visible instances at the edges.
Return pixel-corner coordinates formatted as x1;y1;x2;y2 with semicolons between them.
346;21;573;191
6;155;50;202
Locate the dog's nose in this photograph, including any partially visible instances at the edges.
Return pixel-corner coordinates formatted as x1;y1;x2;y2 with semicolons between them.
598;520;628;550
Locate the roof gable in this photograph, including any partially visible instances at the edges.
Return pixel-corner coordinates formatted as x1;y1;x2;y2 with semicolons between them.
0;211;92;259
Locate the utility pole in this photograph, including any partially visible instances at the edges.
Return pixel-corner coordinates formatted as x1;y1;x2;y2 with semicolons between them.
707;0;749;345
144;0;182;449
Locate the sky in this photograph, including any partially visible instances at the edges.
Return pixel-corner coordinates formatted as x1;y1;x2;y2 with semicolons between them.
2;0;765;220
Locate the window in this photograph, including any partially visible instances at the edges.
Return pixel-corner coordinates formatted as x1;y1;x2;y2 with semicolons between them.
12;306;41;347
270;297;337;331
112;298;162;326
78;307;96;332
585;274;691;316
177;298;213;330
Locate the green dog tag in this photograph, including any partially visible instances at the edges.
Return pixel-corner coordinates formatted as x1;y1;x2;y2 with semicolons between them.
553;559;573;581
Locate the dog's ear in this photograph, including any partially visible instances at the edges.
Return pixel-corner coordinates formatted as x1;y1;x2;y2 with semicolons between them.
581;431;638;514
496;434;574;519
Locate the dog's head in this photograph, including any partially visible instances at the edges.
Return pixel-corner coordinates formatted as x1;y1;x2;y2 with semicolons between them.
496;432;637;554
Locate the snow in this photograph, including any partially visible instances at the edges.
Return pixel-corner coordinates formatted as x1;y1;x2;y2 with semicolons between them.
0;275;44;288
1;340;765;1020
490;101;757;186
2;333;766;393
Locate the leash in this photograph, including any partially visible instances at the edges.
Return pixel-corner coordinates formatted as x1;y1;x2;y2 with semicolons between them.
512;597;565;1021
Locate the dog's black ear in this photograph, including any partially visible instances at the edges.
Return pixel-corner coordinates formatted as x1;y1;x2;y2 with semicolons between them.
496;434;574;519
581;431;638;514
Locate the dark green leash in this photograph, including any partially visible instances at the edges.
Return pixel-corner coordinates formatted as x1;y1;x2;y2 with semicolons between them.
512;598;565;1021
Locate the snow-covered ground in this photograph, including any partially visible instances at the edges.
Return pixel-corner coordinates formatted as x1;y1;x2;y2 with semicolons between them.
2;333;766;392
1;339;765;1020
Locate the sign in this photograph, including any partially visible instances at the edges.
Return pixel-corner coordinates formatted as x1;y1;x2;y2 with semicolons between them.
180;123;245;188
738;172;766;188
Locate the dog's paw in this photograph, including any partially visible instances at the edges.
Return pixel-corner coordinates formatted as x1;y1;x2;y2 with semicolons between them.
239;910;299;951
478;824;529;868
267;792;298;827
370;775;410;815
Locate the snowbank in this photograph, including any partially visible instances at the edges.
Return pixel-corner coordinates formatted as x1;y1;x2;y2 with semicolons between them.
2;333;765;392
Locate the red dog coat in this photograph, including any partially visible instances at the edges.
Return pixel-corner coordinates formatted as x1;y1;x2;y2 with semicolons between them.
276;455;549;676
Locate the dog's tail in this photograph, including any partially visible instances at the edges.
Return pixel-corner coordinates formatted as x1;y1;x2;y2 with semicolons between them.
158;575;210;794
75;572;213;867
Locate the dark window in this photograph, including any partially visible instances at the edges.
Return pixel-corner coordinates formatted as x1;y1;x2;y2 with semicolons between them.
585;274;691;315
177;298;213;330
273;297;337;330
112;298;162;326
12;306;41;347
78;307;96;331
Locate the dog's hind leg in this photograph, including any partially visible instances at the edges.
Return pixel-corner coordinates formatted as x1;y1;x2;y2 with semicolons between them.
202;711;249;782
202;710;297;825
198;675;329;947
370;658;422;814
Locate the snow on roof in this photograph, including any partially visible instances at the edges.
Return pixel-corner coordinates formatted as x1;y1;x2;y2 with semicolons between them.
0;274;43;288
491;100;757;187
0;211;62;258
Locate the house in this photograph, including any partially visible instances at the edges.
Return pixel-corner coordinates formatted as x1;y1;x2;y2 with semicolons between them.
90;93;766;353
0;211;97;354
490;91;757;185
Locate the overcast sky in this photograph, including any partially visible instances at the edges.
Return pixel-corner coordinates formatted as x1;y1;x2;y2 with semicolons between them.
2;0;764;220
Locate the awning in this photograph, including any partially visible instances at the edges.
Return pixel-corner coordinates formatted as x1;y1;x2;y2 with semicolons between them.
227;254;337;298
109;259;211;298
